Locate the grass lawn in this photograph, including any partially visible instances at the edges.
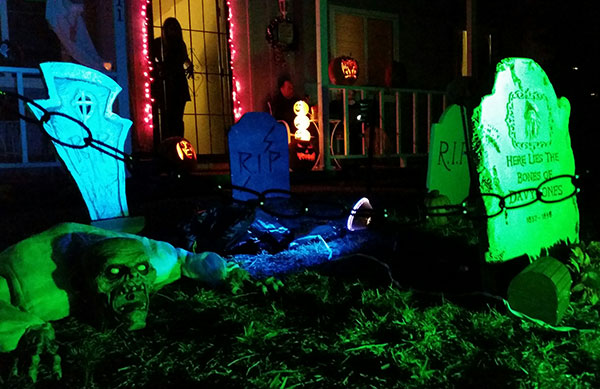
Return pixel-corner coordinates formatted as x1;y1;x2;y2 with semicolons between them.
2;250;600;388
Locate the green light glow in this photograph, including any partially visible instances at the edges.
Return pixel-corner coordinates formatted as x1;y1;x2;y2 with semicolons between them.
427;104;470;204
472;58;579;262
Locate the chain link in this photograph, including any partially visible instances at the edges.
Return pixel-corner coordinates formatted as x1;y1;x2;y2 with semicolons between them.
0;89;134;167
427;174;580;219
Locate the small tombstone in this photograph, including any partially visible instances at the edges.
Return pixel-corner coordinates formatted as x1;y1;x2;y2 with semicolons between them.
27;62;138;230
427;104;470;204
228;112;290;201
472;58;579;263
507;256;572;325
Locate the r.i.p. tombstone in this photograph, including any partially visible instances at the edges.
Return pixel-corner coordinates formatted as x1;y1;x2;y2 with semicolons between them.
472;58;579;263
228;112;290;201
426;104;471;204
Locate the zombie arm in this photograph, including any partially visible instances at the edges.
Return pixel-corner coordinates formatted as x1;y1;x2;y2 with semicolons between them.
180;251;283;294
0;297;46;353
180;251;228;285
0;301;61;381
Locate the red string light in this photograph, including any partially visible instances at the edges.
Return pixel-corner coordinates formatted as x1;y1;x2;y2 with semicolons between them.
227;1;243;120
140;0;153;132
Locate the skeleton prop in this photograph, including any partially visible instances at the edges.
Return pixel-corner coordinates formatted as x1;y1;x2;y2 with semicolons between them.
0;222;245;380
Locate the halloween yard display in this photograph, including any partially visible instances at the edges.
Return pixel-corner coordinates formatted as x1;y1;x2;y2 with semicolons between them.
0;222;256;381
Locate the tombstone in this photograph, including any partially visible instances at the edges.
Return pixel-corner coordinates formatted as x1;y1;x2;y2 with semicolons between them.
507;256;572;325
426;104;471;204
27;62;140;231
472;58;579;263
228;112;290;201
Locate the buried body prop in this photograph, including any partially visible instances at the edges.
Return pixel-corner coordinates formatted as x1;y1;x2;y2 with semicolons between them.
0;222;265;380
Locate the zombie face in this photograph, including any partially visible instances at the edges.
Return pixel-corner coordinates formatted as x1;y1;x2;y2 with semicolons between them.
83;238;157;330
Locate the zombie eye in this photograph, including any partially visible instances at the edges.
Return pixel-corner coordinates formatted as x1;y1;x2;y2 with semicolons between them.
107;266;121;277
137;263;149;274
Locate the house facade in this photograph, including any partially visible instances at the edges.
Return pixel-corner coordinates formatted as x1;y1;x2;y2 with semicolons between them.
1;0;469;170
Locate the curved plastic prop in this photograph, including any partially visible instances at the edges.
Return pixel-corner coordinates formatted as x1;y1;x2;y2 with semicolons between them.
27;62;132;221
472;58;579;262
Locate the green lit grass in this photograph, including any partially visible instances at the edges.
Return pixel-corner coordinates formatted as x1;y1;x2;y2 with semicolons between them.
2;263;600;388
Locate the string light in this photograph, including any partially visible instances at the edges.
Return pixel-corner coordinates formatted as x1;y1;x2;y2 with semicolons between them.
227;0;243;120
139;0;153;135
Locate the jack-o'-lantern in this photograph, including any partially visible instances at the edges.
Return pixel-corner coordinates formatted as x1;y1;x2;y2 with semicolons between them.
159;136;197;172
291;137;318;171
289;129;319;171
328;56;359;85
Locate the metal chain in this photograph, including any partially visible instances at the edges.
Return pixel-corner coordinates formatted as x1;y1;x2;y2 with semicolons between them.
426;174;581;219
0;89;134;167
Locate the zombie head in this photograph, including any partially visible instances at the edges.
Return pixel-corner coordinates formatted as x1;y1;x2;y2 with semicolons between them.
82;238;156;330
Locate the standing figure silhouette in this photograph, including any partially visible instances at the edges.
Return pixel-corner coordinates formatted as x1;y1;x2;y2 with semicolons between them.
151;17;193;141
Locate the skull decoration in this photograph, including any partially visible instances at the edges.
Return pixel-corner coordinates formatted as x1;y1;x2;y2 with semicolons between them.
82;238;157;330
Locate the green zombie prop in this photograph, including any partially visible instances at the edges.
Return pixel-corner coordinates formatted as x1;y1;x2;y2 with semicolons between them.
0;222;250;380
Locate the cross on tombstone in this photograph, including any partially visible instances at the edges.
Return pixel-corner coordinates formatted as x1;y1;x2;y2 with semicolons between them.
228;112;290;201
27;62;134;226
72;90;95;123
472;57;579;263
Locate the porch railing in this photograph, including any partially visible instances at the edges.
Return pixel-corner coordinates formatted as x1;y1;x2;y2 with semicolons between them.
0;66;59;168
324;85;446;168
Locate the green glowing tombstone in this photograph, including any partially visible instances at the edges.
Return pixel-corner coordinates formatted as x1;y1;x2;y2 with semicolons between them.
472;58;579;262
27;62;132;222
427;104;470;204
507;256;572;325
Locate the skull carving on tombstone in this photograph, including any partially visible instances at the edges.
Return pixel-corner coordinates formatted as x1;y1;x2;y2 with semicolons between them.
82;238;157;330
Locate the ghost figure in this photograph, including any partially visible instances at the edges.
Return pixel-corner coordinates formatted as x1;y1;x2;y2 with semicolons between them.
524;100;540;139
0;222;244;381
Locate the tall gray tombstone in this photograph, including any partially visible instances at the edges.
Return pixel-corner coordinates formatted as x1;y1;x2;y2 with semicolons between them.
426;104;471;204
228;112;290;201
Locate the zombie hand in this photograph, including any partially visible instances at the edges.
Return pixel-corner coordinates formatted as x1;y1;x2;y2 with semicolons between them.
257;276;284;295
225;264;283;295
22;322;62;382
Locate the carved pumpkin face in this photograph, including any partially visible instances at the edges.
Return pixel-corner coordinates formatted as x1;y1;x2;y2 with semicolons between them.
341;58;358;80
328;56;359;85
296;139;316;162
176;139;196;160
159;136;197;172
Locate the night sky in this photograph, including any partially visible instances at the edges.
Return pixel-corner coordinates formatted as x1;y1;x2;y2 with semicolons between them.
478;1;600;94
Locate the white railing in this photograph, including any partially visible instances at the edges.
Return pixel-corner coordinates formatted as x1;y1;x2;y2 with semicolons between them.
0;66;59;168
325;85;446;168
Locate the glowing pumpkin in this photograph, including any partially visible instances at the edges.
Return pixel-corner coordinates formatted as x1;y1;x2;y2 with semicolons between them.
328;56;359;85
158;136;197;172
289;124;319;172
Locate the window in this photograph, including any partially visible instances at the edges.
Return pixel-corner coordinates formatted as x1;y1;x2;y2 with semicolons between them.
0;0;61;68
151;0;233;155
329;6;399;86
